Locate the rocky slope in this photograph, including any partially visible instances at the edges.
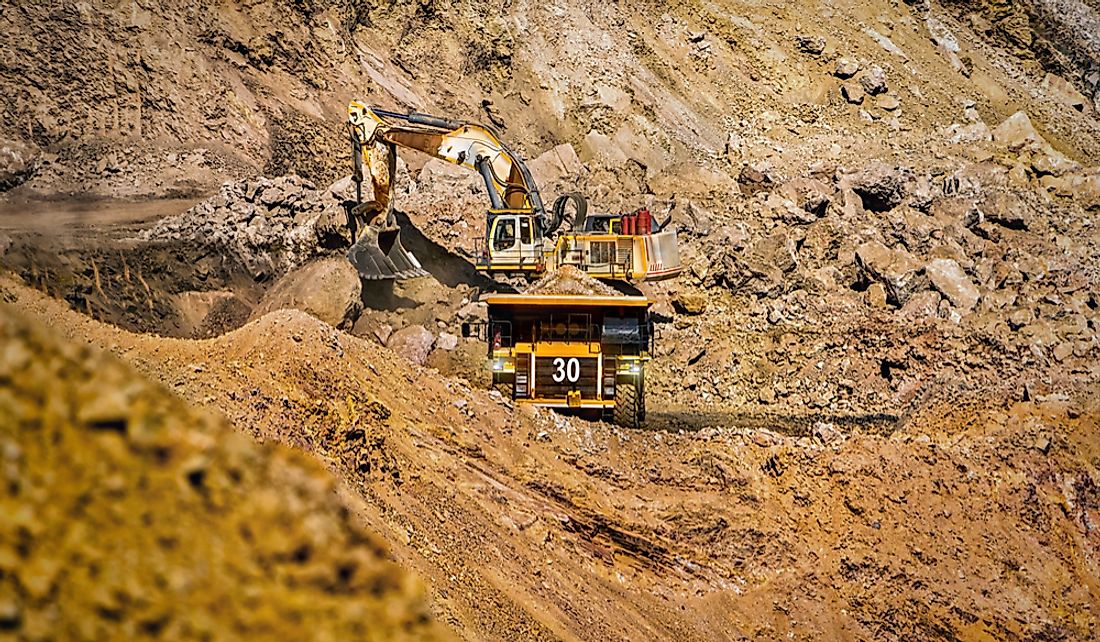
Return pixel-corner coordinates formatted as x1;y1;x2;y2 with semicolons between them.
2;0;1098;201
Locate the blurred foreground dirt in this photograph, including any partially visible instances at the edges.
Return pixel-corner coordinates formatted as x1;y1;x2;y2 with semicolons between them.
0;292;452;642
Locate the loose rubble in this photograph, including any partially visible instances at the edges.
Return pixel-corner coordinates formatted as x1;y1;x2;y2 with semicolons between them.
141;175;352;280
525;265;621;296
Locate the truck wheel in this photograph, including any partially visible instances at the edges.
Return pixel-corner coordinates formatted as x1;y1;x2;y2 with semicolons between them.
613;381;643;428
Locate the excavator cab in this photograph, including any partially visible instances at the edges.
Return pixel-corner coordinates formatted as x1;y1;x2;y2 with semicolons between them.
481;210;544;274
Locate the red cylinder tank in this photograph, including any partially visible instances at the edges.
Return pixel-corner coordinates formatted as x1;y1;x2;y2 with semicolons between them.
636;208;652;235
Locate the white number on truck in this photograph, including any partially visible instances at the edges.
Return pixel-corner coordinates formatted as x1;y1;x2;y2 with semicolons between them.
552;357;581;383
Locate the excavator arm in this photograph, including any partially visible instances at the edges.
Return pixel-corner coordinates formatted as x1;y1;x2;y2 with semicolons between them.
348;102;548;223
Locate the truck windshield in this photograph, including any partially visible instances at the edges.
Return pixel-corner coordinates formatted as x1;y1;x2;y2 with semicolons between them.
537;314;594;342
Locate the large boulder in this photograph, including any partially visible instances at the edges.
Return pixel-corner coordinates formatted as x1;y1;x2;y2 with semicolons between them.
388;325;435;365
796;35;826;55
715;231;799;297
900;289;942;321
251;257;363;330
1031;149;1080;177
746;231;799;274
859;65;888;95
1042;73;1089;112
672;292;709;315
841;83;865;105
925;258;980;313
835;58;860;78
527;143;583;184
991;112;1045;150
682;200;714;236
855;240;926;306
778;178;833;219
436;331;460;351
738;164;775;196
846;162;907;212
978;192;1030;230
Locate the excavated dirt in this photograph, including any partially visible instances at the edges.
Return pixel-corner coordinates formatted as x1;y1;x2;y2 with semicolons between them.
525;266;621;297
4;277;1098;641
0;297;452;642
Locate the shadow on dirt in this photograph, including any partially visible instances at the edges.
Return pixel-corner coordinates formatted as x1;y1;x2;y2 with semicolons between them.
645;409;900;436
393;210;514;293
360;280;421;311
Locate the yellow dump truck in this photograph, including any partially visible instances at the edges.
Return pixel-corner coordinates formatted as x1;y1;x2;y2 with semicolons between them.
467;292;653;428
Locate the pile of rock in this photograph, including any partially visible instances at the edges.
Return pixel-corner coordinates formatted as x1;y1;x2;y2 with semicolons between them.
991;111;1100;209
525;265;621;296
0;139;40;191
142;175;353;280
659;112;1100;416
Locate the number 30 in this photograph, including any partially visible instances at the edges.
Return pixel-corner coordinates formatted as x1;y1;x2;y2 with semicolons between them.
552;357;580;383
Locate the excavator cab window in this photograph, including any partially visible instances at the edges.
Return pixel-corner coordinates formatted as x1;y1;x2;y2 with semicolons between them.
493;219;517;252
520;217;533;245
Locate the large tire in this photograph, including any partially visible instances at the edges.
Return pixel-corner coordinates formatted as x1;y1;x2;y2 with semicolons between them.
613;380;643;428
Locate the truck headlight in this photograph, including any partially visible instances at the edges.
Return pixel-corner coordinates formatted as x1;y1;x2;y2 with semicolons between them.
492;358;515;372
617;360;642;375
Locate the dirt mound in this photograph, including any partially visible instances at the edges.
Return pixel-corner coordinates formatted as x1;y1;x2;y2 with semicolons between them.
0;299;452;642
6;275;1099;641
524;265;620;296
251;256;363;330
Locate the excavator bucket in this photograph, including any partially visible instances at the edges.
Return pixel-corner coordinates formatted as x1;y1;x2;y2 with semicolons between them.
347;225;428;281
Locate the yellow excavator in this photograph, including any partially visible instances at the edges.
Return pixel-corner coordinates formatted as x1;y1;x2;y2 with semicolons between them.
345;101;682;283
